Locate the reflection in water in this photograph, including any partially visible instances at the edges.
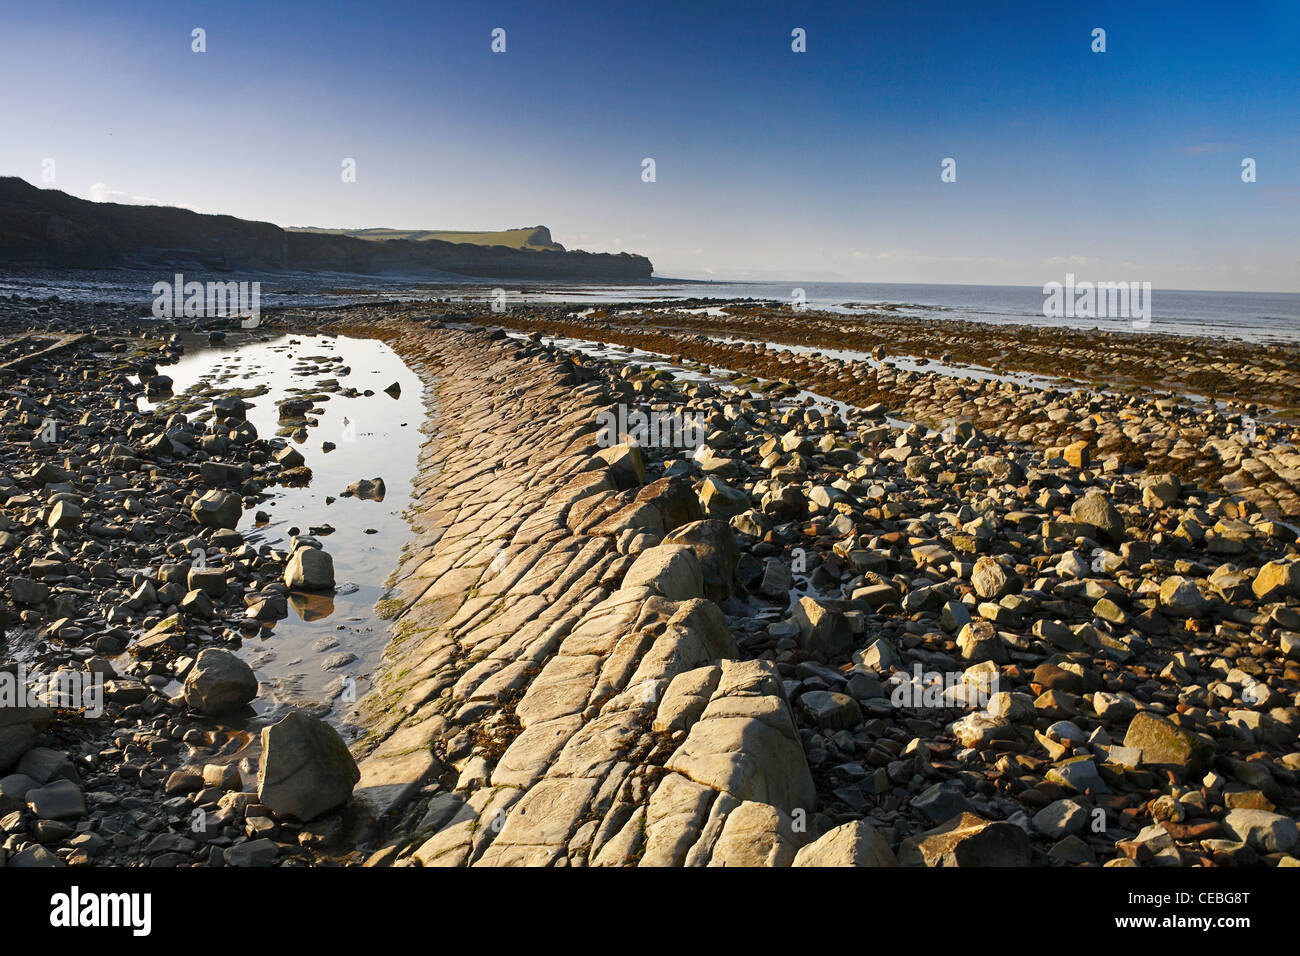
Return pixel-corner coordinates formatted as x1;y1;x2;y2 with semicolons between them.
140;331;425;734
214;729;255;759
290;591;336;622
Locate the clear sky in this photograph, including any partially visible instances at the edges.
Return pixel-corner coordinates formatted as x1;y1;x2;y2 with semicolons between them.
2;0;1296;289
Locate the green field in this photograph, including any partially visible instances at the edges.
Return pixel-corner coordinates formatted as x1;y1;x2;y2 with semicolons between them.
288;225;564;251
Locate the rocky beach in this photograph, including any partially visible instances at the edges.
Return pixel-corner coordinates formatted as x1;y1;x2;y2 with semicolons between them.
1;293;1297;869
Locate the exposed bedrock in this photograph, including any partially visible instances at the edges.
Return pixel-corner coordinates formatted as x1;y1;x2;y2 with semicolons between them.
350;323;819;867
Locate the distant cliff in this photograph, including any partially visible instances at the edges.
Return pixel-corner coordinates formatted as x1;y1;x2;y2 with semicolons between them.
288;224;567;251
0;178;653;281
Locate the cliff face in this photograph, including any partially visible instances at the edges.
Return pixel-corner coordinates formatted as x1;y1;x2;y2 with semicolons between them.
282;230;643;279
0;178;653;280
0;178;288;270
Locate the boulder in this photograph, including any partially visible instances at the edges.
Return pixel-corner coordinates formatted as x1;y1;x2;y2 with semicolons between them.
596;443;646;490
284;547;335;591
145;374;173;396
663;519;739;603
1159;576;1210;618
345;477;386;501
192;489;241;528
797;690;862;730
0;773;39;812
213;396;247;421
7;845;63;867
1221;809;1299;853
17;747;75;783
1063;440;1092;469
1141;473;1180;508
187;567;228;598
898;812;1032;866
636;477;701;533
47;500;81;530
1253;561;1300;602
911;782;976;822
1045;756;1108;794
697;476;749;520
0;724;38;773
10;577;49;605
957;618;1007;663
970;556;1010;599
792;820;897;866
759;558;793;598
25;778;86;820
1033;798;1089;837
183;648;258;715
257;711;360;821
1070;492;1124;543
1122;712;1213;774
856;637;902;672
951;713;1016;749
274;445;305;469
224;838;280;867
791;597;853;658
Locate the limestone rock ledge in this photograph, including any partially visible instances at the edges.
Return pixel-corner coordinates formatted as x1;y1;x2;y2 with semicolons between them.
346;322;818;867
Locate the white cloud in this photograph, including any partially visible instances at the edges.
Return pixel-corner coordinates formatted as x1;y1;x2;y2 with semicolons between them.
87;182;194;210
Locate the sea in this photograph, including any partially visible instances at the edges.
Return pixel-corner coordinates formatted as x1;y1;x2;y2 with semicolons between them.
1;267;1297;344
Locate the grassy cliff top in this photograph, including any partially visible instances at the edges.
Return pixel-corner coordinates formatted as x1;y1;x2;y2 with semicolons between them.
286;225;564;251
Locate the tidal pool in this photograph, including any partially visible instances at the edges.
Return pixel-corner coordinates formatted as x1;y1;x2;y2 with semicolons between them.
140;331;425;731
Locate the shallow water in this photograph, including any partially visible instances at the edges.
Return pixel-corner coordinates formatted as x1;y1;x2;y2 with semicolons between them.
140;332;425;727
706;335;1068;391
504;330;909;432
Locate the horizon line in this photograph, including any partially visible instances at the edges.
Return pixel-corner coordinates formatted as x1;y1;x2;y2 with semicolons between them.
650;276;1300;296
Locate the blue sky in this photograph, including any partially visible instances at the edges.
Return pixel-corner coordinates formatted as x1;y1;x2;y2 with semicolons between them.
1;0;1297;289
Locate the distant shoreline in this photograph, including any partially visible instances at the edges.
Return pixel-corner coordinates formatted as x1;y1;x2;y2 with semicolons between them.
0;176;654;282
4;268;1296;345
